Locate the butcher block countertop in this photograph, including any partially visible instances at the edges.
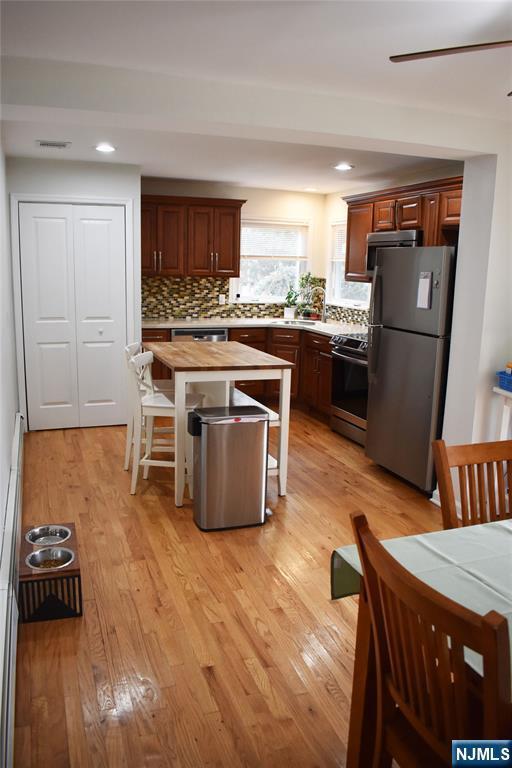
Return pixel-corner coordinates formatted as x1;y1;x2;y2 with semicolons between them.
145;341;296;372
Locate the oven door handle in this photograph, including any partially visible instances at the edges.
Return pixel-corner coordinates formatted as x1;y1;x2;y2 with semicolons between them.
331;349;368;367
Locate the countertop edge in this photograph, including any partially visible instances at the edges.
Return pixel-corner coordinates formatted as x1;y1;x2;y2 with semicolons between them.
142;317;367;339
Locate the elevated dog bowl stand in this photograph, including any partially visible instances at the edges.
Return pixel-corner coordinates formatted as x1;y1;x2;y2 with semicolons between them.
19;522;83;623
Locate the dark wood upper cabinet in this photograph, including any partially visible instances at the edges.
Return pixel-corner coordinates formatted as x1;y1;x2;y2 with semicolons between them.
345;202;373;283
439;189;462;227
422;193;440;247
396;195;422;229
141;195;245;278
188;206;215;276
141;203;157;276
344;177;462;281
157;204;186;276
373;199;395;231
213;206;241;277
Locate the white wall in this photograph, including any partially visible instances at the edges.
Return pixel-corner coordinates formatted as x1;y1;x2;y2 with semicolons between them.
6;156;142;340
0;145;18;516
142;178;327;276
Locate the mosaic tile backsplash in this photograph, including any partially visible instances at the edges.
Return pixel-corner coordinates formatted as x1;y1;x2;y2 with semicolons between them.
142;276;369;325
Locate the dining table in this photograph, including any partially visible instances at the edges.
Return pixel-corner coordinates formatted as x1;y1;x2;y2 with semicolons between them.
331;519;512;768
144;340;295;507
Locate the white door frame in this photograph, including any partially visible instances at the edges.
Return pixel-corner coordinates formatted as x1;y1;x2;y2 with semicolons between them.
10;193;139;428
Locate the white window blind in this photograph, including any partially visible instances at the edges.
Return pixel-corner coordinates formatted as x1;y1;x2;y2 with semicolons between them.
327;223;371;307
233;222;308;303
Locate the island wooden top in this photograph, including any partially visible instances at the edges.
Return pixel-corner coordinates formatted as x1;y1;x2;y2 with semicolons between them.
144;341;296;372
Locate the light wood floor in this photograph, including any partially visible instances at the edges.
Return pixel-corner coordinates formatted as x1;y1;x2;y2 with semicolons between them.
15;408;441;767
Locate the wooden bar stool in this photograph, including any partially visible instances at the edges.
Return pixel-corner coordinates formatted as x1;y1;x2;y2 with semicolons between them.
129;351;202;496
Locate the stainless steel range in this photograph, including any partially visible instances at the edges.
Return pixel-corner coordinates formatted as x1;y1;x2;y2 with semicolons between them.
330;331;368;446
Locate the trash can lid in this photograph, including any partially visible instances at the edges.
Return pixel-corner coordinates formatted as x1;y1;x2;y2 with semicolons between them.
193;406;269;423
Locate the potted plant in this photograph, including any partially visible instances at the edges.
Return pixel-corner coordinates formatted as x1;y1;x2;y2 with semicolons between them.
283;286;299;319
297;272;322;319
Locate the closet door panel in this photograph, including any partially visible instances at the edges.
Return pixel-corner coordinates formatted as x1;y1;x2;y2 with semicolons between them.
19;203;79;430
73;206;127;426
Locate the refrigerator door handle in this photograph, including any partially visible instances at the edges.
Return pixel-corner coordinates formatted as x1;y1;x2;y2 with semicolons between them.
368;324;381;383
368;265;380;327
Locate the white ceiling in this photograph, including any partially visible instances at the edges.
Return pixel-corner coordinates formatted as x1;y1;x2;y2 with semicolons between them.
3;0;511;118
0;1;507;191
1;119;462;194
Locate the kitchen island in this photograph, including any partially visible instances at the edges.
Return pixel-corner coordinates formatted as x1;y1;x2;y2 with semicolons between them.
144;340;295;507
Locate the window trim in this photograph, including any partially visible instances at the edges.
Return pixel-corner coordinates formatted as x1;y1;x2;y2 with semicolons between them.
230;218;310;304
327;220;370;310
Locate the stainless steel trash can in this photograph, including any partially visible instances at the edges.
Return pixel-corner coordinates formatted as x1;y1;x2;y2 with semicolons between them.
187;406;269;531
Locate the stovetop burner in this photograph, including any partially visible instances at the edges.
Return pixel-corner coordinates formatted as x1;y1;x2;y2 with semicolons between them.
330;330;368;355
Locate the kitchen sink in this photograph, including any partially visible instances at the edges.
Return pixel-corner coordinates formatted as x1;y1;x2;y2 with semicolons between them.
272;319;317;326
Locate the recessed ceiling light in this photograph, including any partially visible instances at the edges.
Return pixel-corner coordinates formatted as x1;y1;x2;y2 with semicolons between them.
95;142;116;153
304;187;318;193
334;162;354;171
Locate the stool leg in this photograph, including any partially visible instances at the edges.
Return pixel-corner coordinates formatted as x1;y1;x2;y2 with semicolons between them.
143;416;154;480
130;413;142;495
124;413;134;471
186;429;194;499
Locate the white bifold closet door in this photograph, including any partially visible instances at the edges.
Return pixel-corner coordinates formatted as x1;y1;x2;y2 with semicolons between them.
19;203;127;430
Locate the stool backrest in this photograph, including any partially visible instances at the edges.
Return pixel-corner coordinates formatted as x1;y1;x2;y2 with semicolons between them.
124;342;141;365
129;351;155;398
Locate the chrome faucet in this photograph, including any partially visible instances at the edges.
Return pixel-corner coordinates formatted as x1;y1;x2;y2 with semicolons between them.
311;286;327;324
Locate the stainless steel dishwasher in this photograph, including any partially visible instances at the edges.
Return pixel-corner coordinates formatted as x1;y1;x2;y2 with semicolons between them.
187;406;269;531
171;328;228;342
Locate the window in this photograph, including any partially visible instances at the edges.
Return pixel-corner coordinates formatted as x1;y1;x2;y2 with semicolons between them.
327;223;371;308
231;222;308;303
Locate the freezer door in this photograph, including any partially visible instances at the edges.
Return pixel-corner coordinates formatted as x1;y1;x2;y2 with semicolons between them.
374;246;455;336
366;328;449;492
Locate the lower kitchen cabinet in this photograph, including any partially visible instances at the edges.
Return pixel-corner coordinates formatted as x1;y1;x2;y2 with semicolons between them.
317;351;333;416
301;332;332;414
268;344;300;398
142;329;172;380
229;328;268;397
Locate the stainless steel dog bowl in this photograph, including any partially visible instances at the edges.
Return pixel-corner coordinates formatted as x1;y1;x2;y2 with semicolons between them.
25;547;75;571
25;525;71;547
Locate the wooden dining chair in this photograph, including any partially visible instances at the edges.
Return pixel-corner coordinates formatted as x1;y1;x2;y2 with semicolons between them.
432;439;512;529
351;512;511;768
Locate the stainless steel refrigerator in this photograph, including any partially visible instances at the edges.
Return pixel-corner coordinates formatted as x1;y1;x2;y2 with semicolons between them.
366;245;456;493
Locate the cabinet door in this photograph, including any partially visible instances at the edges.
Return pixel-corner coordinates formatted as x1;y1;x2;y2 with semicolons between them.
141;203;157;276
142;329;172;380
345;203;373;282
317;351;332;416
157;205;186;276
188;206;215;276
233;339;267;398
396;195;422;229
439;189;462;227
229;328;267;344
268;344;299;398
301;347;318;406
214;206;241;276
422;193;439;246
373;199;395;231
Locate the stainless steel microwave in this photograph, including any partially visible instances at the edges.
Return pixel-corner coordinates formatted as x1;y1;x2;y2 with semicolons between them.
366;229;421;276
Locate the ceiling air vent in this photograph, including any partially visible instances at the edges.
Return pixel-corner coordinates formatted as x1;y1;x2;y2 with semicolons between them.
36;140;72;149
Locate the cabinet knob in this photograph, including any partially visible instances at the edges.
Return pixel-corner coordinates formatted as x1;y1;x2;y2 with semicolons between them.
158;251;162;271
98;329;104;335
